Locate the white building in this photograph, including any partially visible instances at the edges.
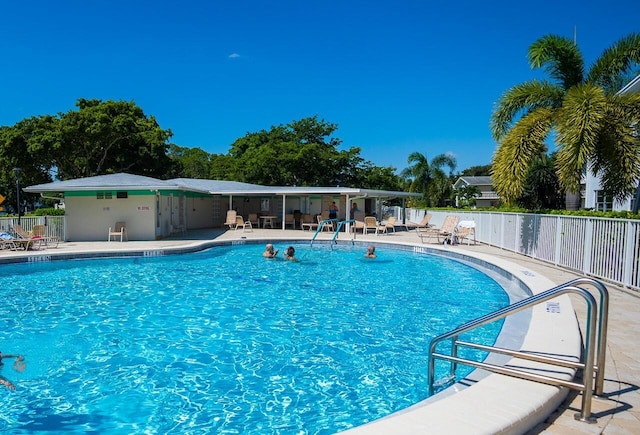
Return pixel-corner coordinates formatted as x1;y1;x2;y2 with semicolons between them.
583;73;640;211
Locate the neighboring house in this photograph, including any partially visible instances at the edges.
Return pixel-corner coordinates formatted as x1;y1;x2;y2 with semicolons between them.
583;73;640;211
453;176;500;208
24;173;419;241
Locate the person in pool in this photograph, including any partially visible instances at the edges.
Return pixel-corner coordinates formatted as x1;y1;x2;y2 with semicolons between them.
284;246;298;261
364;245;377;258
262;244;279;258
0;351;26;390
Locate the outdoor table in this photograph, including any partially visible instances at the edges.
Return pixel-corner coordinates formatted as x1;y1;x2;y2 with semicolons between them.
259;215;277;228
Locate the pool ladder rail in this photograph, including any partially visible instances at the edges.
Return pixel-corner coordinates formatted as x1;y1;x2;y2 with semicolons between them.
427;277;609;424
310;219;357;246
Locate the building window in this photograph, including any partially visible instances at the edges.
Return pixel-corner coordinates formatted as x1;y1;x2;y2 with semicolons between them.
97;191;113;199
595;190;613;212
116;191;128;199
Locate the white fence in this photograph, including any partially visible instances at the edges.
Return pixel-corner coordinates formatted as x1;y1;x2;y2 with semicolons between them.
0;216;66;241
392;207;640;291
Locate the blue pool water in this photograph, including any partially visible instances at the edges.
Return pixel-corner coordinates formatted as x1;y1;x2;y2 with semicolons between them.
0;243;509;434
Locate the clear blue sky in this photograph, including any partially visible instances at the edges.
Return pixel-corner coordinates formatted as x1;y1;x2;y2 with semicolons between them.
1;1;638;174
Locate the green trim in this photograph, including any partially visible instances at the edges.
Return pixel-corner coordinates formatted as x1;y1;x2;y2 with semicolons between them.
65;190;155;197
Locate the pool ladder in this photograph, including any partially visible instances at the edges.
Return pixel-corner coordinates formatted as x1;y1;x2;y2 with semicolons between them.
427;278;609;424
310;219;356;246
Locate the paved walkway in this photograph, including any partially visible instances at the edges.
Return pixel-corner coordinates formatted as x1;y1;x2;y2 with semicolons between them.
2;228;638;433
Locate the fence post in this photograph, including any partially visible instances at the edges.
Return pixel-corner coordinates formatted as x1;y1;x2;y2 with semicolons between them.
583;218;593;275
622;220;636;288
554;216;563;265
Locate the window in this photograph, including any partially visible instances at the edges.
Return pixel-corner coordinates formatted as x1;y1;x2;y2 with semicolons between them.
97;191;113;199
116;191;128;199
595;190;613;212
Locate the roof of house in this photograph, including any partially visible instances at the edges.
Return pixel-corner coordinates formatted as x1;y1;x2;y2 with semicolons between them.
618;73;640;95
453;176;493;188
25;173;420;199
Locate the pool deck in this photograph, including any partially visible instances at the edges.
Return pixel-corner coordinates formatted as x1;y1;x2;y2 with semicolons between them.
2;227;638;434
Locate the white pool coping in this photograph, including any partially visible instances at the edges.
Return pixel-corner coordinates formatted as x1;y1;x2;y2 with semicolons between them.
0;235;583;434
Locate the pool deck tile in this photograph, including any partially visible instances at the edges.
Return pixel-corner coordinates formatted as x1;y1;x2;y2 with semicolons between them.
2;227;638;434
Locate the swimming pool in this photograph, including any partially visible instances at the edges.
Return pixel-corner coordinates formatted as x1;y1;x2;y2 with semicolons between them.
0;243;510;433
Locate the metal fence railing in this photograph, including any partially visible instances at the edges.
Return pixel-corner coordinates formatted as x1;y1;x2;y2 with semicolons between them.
391;207;640;291
0;216;66;242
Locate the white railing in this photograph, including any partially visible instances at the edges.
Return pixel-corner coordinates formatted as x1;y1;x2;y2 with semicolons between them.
393;207;640;291
0;216;66;241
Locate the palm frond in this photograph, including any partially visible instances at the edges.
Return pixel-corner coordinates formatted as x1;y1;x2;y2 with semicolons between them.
491;80;564;141
528;35;585;89
555;85;607;193
587;33;640;92
491;108;555;204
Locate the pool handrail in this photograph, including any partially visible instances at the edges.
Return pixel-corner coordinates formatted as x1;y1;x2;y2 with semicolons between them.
427;277;609;424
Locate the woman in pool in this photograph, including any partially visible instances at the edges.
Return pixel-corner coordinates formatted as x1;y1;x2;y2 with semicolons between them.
284;246;298;261
262;244;279;258
364;245;376;258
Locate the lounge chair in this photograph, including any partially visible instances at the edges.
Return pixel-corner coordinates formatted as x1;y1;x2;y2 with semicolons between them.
419;215;460;244
32;224;59;248
234;215;252;232
407;214;433;232
380;216;397;233
1;231;40;251
108;221;127;242
301;214;318;231
11;225;46;249
225;210;237;229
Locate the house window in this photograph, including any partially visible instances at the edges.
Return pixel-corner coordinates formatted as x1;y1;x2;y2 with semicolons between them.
260;199;270;212
116;191;128;199
97;191;113;199
595;191;613;212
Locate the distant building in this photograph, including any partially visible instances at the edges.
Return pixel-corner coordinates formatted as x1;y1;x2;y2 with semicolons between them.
453;176;500;208
583;73;640;211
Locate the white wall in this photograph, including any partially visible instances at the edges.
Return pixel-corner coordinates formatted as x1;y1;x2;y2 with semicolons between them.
66;193;156;241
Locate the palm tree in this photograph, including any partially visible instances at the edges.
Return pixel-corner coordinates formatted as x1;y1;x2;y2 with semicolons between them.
491;33;640;207
401;152;456;206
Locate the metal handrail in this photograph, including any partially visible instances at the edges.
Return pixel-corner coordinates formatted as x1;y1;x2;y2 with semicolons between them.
310;219;339;246
331;219;356;243
427;278;609;424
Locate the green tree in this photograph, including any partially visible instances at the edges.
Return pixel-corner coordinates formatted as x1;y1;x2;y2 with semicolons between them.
45;98;175;179
491;33;640;206
167;145;212;179
461;164;492;176
401;152;456;206
0;117;58;211
228;115;396;188
516;153;564;210
455;185;481;207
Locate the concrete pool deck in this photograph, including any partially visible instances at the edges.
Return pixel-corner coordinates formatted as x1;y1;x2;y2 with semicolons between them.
1;228;638;433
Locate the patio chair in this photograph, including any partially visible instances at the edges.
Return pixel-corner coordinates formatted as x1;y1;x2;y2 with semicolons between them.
350;211;365;233
225;210;238;229
455;220;476;245
363;216;378;234
285;214;296;229
379;216;397;233
248;213;259;228
235;215;252;232
317;214;334;232
108;221;128;242
419;215;459;244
